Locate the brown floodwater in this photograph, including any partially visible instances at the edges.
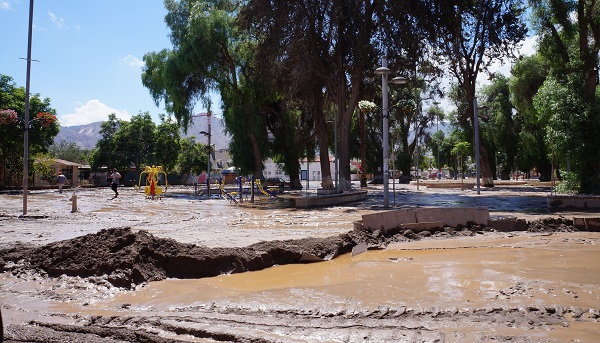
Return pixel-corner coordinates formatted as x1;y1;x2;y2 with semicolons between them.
43;232;600;342
2;185;600;341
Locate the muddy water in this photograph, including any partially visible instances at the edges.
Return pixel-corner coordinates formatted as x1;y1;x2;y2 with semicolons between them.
45;232;600;342
2;185;600;341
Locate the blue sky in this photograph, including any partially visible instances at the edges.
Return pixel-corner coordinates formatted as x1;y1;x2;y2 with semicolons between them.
0;0;218;127
1;1;536;127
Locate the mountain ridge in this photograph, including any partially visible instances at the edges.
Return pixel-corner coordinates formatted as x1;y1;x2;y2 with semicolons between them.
55;117;231;150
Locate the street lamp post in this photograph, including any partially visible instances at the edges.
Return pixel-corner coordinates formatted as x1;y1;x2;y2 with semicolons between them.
375;57;391;207
194;112;212;197
334;110;338;193
22;0;35;216
413;69;420;191
375;57;408;208
473;97;481;195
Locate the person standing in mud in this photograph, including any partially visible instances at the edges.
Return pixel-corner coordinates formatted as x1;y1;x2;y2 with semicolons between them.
56;171;67;193
110;168;121;198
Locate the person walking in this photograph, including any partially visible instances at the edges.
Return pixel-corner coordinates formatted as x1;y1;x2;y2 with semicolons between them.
110;168;121;198
56;171;67;193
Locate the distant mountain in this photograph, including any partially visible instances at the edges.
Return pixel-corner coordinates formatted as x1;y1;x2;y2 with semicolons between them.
55;116;231;150
55;122;104;149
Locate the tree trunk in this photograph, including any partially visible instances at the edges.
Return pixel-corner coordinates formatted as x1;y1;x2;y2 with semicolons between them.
285;154;302;189
247;130;264;181
360;110;367;187
479;145;495;187
314;114;333;189
338;107;351;190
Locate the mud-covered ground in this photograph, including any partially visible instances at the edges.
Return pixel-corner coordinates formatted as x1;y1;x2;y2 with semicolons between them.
0;183;599;342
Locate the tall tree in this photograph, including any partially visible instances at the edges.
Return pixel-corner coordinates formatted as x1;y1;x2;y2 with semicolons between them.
243;0;336;188
89;113;122;170
49;140;90;164
510;55;552;181
244;0;412;190
429;0;528;187
143;0;268;180
529;0;600;193
177;136;207;178
154;114;182;172
0;75;59;186
480;75;521;180
112;112;157;172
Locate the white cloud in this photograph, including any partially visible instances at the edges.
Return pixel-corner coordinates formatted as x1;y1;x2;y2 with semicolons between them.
519;35;538;57
120;54;144;68
0;1;11;10
59;99;131;127
48;11;66;29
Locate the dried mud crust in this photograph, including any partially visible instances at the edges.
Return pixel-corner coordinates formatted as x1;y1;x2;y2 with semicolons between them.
0;218;588;343
4;300;599;342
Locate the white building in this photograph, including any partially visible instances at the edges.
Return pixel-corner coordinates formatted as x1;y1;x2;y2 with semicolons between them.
263;156;335;182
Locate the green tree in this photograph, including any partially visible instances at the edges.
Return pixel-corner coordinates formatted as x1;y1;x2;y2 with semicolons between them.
529;0;600;193
0;74;60;186
510;55;552;181
88;113;122;170
177;137;207;179
33;153;56;185
154;115;181;172
244;1;428;189
428;0;528;187
481;75;521;180
112;112;157;172
452;141;472;180
533;77;586;185
427;130;445;170
143;0;269;181
49;140;90;164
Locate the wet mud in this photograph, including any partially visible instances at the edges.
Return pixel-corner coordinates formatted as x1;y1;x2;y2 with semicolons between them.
0;185;599;342
2;218;600;342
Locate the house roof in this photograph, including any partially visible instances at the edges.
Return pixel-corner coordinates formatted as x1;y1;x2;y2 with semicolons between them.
54;158;82;167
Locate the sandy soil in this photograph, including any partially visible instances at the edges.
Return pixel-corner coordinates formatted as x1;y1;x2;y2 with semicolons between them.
0;183;599;342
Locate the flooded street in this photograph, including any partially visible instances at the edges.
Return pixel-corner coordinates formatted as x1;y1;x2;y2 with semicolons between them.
1;183;599;342
56;233;598;342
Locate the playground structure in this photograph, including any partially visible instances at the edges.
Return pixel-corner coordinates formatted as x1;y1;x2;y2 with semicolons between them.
219;180;238;204
216;177;280;204
255;179;279;198
137;166;168;199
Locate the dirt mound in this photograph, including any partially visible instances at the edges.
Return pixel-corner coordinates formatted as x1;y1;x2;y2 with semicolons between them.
0;227;375;288
527;217;576;232
0;218;579;289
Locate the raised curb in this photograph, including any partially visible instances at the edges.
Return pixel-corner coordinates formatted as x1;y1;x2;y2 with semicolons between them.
357;207;490;233
487;218;528;232
295;190;367;208
548;195;600;210
573;217;600;231
425;183;473;189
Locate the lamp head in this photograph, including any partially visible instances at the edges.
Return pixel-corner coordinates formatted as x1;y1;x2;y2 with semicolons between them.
375;66;391;75
390;76;409;85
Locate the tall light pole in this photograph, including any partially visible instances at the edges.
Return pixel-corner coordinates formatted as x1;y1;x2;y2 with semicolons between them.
413;67;420;191
375;57;391;207
473;97;481;195
334;109;338;193
375;57;407;208
195;112;212;197
390;75;408;203
22;0;35;216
